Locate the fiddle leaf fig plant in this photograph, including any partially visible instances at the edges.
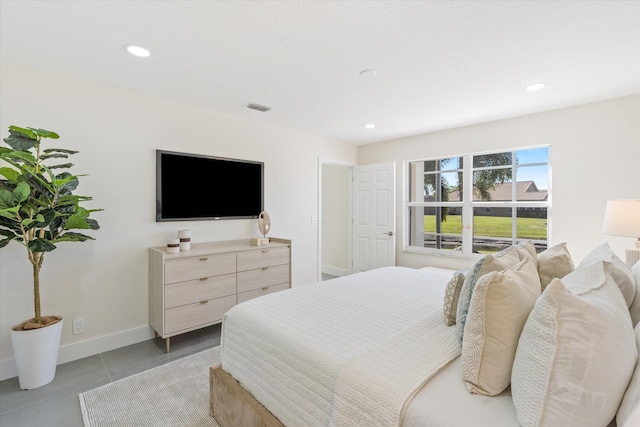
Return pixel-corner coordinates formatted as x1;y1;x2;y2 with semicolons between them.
0;126;101;329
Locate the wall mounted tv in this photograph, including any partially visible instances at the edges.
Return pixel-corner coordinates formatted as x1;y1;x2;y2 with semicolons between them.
156;150;264;222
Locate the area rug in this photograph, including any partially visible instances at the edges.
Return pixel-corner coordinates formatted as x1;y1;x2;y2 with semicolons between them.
79;346;221;427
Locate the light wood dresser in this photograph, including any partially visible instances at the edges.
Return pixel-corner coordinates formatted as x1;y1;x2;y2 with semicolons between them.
149;238;291;351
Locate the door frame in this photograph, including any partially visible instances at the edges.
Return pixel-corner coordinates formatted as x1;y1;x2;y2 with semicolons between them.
317;157;356;282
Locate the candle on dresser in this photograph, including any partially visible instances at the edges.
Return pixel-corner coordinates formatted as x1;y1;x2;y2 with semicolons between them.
178;230;191;251
167;238;180;254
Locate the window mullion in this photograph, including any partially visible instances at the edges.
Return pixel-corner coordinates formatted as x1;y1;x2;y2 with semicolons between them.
462;155;473;254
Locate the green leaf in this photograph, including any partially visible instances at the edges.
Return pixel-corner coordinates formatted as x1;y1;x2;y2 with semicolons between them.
86;218;100;230
28;238;56;252
21;218;35;227
43;148;77;155
28;128;59;139
0;190;14;209
40;153;69;160
0;206;19;219
65;214;91;229
0;167;20;183
48;163;73;170
13;182;30;203
0;237;11;249
6;150;37;165
4;127;38;150
3;131;37;151
53;231;94;243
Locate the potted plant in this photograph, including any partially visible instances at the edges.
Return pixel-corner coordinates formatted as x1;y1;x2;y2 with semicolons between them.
0;125;101;389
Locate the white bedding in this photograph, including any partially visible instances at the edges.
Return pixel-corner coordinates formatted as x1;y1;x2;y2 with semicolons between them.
404;357;518;427
221;266;461;427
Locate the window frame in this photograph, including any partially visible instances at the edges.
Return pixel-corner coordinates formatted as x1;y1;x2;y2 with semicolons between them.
403;146;551;258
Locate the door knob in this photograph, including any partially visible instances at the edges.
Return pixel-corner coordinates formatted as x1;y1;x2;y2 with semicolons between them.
384;231;394;236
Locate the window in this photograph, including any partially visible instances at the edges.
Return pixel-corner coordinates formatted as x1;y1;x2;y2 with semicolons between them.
406;147;550;255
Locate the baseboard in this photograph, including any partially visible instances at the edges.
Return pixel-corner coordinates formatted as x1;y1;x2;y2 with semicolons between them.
0;325;154;381
321;265;349;277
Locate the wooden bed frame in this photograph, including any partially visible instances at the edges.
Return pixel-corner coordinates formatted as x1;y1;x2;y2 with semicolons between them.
210;363;285;427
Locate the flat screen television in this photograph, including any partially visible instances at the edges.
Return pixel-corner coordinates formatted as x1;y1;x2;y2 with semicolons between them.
156;150;263;222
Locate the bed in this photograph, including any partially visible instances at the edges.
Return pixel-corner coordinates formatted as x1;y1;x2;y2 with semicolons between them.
210;242;640;427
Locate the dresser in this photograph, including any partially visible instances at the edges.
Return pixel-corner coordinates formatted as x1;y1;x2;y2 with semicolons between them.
149;238;291;351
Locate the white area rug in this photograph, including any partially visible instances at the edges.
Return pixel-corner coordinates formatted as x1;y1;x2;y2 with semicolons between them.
79;347;221;427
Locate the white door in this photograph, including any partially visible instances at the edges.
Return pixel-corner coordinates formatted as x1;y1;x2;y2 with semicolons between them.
353;162;395;272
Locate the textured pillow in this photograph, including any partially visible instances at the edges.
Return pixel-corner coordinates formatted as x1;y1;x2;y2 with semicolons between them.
537;242;574;290
617;322;640;427
443;271;465;326
579;242;636;307
515;240;538;268
511;261;637;427
631;260;640;327
456;246;521;338
461;257;541;396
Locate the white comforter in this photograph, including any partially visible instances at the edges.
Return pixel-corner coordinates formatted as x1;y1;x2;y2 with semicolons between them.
221;266;462;427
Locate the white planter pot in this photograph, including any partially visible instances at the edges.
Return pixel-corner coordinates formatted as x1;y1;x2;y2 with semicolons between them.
10;316;63;389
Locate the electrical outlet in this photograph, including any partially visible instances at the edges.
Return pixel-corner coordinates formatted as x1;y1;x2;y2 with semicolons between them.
72;318;84;335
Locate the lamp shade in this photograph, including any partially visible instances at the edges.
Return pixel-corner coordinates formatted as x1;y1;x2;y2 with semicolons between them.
602;199;640;238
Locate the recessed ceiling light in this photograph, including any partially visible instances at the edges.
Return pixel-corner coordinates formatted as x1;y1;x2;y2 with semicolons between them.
525;82;546;91
125;45;151;58
363;123;376;129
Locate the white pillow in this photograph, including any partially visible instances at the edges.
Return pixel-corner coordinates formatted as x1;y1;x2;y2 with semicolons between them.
461;257;541;395
629;260;640;327
537;242;574;290
617;322;640;427
511;261;637;427
456;246;521;338
579;241;636;307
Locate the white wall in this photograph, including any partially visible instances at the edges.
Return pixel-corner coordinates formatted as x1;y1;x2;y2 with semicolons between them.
321;163;350;276
359;95;640;271
0;63;358;379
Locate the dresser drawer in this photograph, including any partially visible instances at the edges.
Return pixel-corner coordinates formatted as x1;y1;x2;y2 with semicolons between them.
164;253;236;284
237;264;290;293
237;283;290;304
165;273;236;309
237;247;289;272
165;294;236;334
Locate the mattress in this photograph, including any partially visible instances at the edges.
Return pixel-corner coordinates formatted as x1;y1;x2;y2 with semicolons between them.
220;266;462;426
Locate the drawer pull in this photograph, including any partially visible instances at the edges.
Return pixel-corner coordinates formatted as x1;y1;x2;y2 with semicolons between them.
261;286;270;291
262;250;269;253
262;267;269;270
200;300;208;304
199;257;208;261
199;277;208;281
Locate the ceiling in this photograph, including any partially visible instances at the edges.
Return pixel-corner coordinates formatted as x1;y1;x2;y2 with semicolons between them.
1;1;639;145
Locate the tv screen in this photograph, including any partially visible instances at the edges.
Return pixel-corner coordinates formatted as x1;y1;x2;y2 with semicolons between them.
156;150;263;222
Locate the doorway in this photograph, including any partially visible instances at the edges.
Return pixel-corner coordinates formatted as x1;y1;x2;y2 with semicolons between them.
318;159;354;281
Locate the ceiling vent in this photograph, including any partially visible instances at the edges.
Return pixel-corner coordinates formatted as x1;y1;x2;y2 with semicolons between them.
245;102;271;112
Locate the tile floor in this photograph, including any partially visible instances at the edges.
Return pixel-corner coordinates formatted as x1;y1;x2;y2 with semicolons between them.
0;323;222;427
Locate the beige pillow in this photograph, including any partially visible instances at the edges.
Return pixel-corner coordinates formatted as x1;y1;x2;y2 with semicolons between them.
461;258;541;396
443;271;465;326
617;322;640;427
537;242;574;290
511;261;637;427
456;246;521;337
515;240;538;268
